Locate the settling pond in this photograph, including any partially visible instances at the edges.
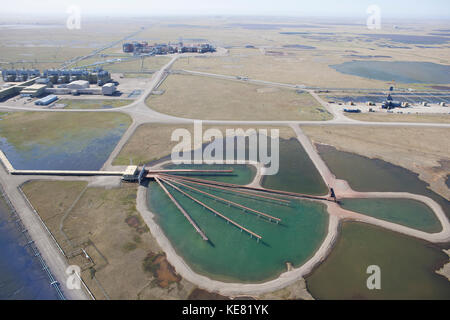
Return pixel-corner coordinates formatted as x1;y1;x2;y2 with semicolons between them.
147;160;329;283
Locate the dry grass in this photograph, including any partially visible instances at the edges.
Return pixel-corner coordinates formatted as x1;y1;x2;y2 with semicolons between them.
346;113;450;124
303;125;450;199
173;48;392;89
146;74;331;121
21;180;196;300
113;123;296;165
59;99;132;109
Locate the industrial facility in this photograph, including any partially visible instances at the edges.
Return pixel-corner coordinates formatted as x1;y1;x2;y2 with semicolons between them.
2;68;111;85
0;68;117;101
381;94;408;110
122;41;215;55
42;68;111;86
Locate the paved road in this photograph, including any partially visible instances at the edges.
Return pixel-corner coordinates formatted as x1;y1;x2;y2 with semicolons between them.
1;62;450;129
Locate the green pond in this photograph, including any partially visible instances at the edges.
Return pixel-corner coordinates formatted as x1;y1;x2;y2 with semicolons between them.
262;138;328;195
340;198;442;233
147;164;329;282
316;144;450;219
306;222;450;300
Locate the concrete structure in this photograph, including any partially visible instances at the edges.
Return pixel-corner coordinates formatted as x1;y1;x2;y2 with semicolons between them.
0;150;137;181
122;165;138;181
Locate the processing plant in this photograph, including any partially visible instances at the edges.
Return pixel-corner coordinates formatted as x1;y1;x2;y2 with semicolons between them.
122;41;215;55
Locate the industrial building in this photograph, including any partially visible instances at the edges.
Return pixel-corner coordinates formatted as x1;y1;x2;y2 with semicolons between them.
35;95;58;106
67;80;90;90
42;68;111;85
20;83;48;97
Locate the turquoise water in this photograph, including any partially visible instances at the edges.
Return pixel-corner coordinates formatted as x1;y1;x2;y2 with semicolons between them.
147;164;329;282
261;138;328;195
331;61;450;84
340;198;442;233
161;163;256;186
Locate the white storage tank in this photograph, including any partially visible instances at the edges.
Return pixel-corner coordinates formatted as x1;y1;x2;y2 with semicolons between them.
67;80;89;90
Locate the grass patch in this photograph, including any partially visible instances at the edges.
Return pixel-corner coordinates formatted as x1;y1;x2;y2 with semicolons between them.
60;99;132;109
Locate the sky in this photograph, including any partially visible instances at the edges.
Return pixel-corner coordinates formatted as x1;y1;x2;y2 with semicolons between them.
1;0;449;19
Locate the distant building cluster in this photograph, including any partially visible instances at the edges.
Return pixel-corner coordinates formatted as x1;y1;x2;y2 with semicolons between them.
122;41;215;55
